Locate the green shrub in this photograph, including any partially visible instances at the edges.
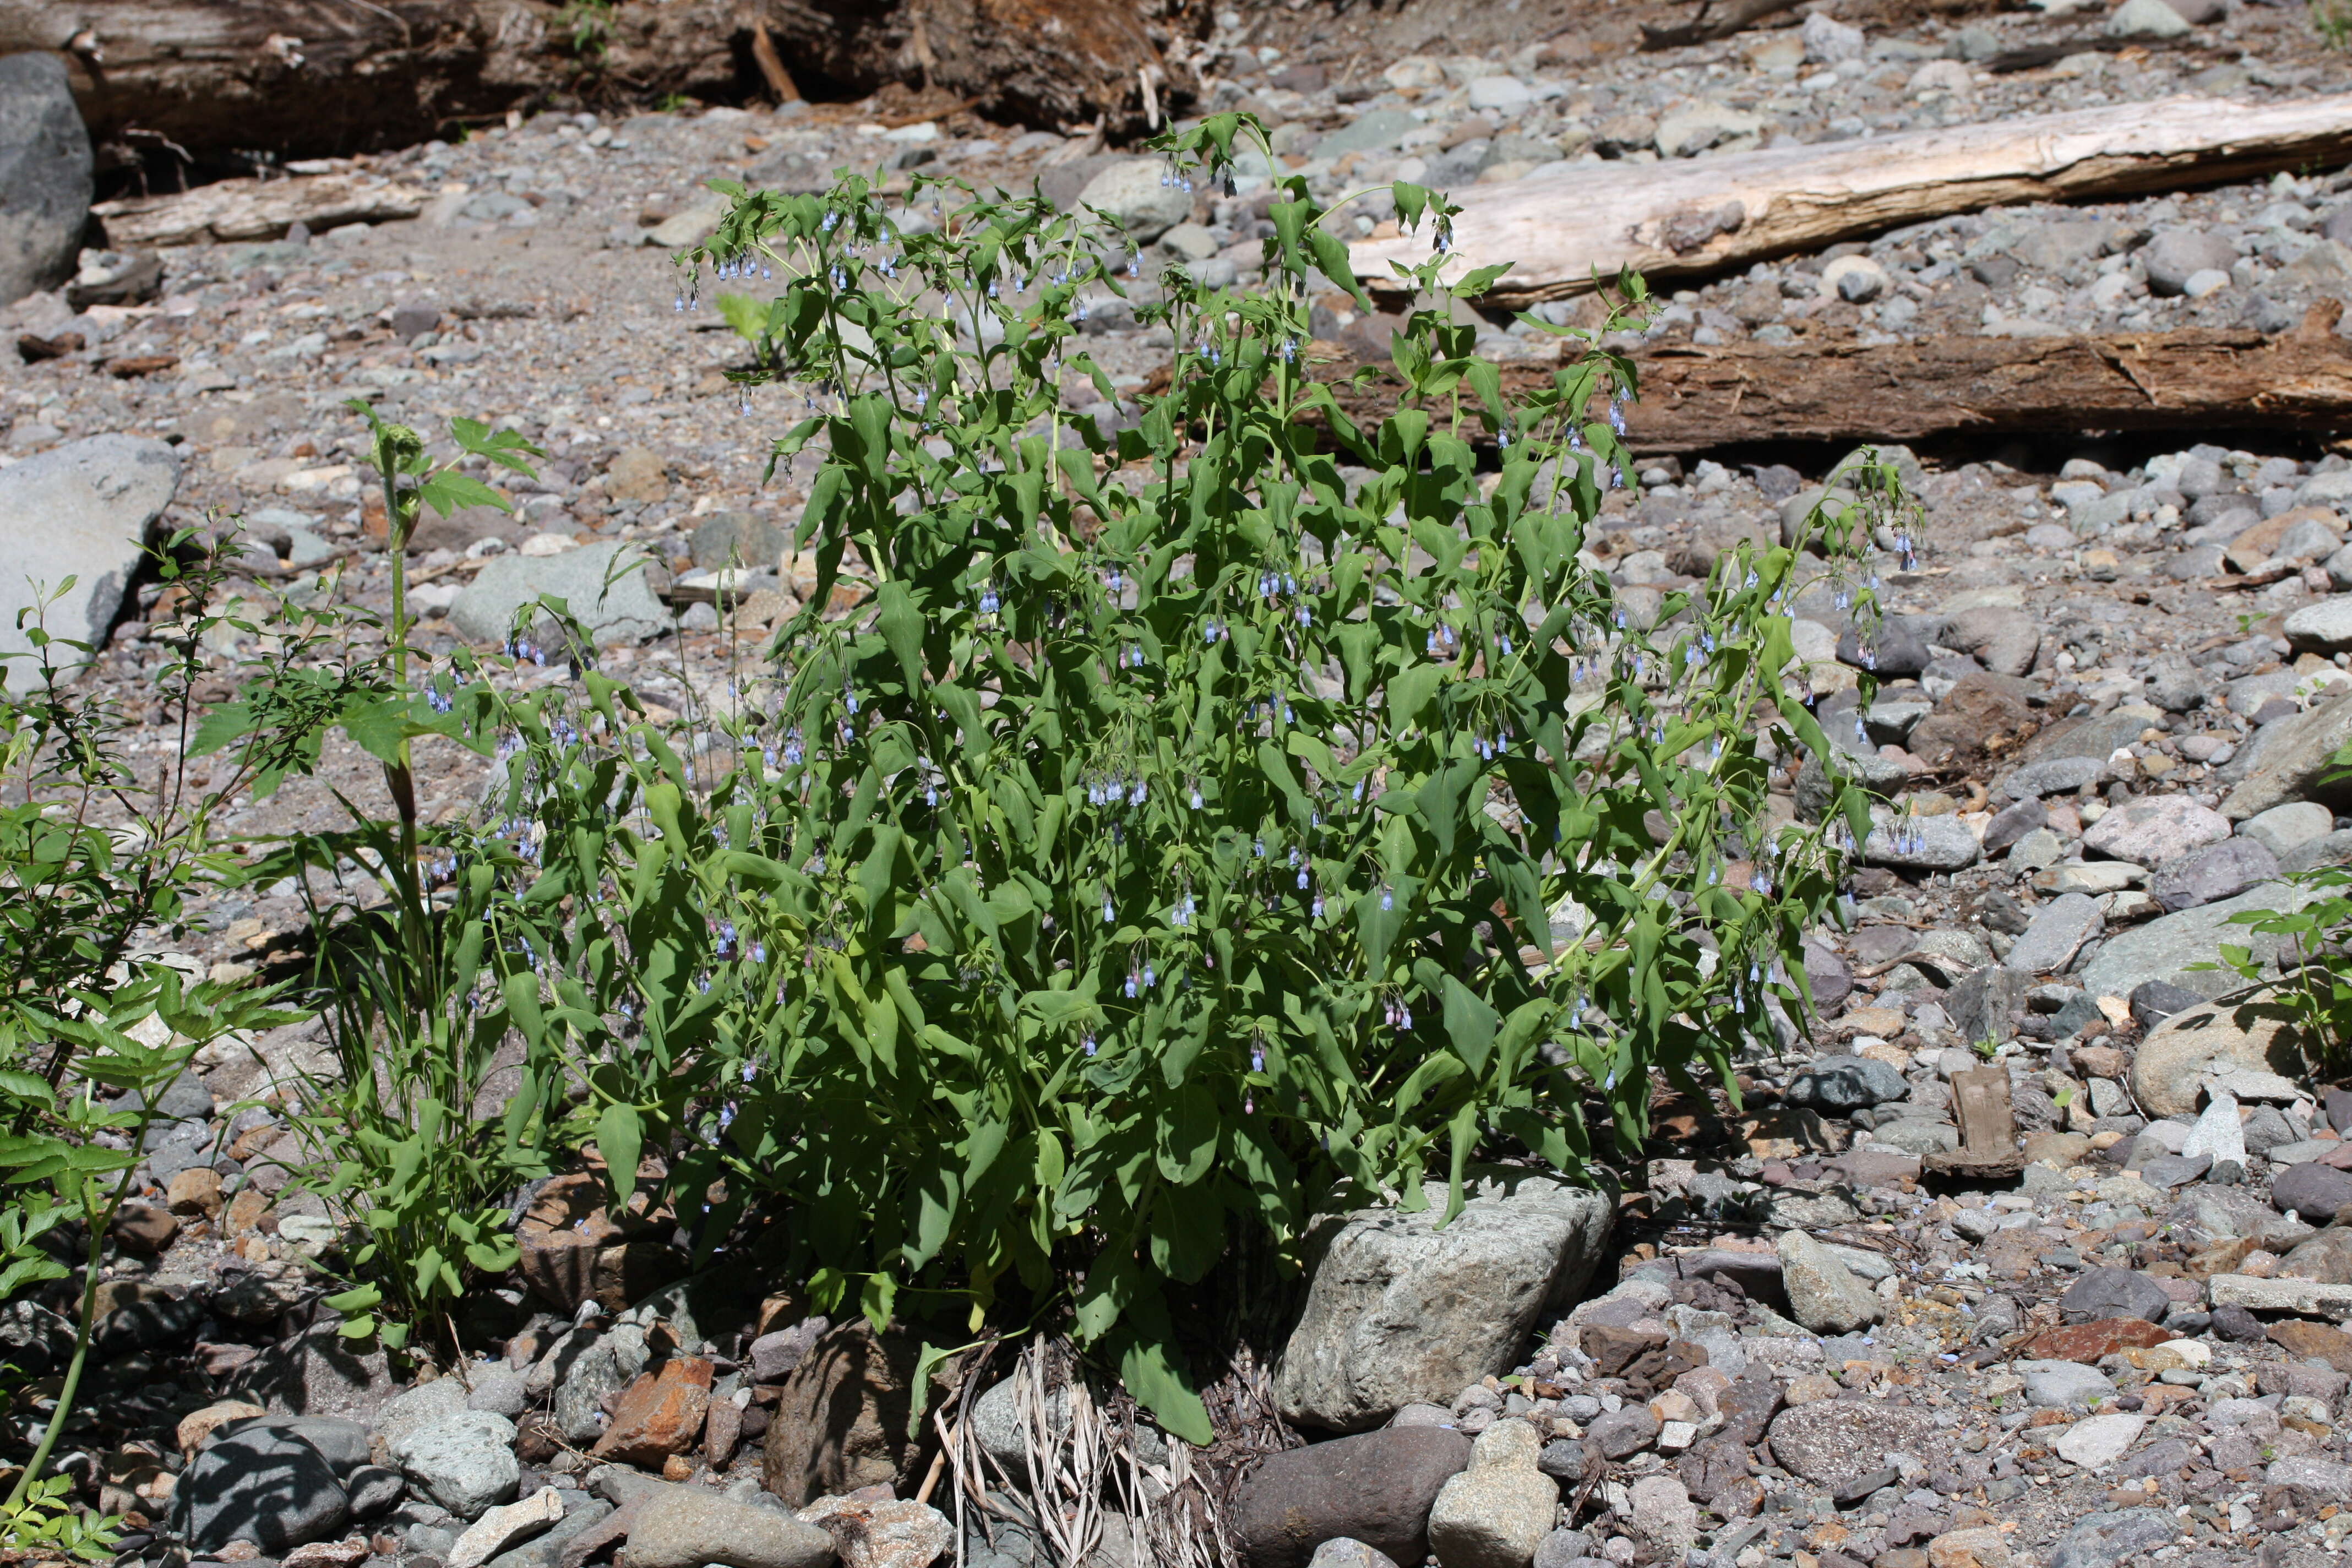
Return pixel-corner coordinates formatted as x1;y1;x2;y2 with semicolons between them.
405;113;1895;1435
126;113;1899;1440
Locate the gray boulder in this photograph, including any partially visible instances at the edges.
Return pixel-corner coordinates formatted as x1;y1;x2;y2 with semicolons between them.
1425;1420;1558;1568
1765;1401;1935;1492
389;1411;521;1520
0;54;92;307
1073;160;1193;244
1860;813;1980;871
2221;692;2352;819
2149;837;2280;912
2144;229;2237;295
450;540;669;647
0;435;181;692
2045;1509;2181;1568
2080;880;2323;1004
1273;1171;1613;1432
1783;1055;1908;1113
2005;893;2104;974
623;1490;836;1568
173;1420;351;1553
552;1322;650;1443
1232;1428;1472;1568
374;1375;470;1449
1776;1231;1883;1335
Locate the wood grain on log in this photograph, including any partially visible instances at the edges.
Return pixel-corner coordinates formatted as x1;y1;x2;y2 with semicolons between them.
93;171;427;246
1317;320;2352;450
0;0;1179;161
1349;95;2352;306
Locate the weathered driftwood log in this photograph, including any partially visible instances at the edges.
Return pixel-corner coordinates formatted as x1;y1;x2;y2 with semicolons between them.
0;0;1183;163
94;170;428;247
1349;95;2352;307
1319;315;2352;450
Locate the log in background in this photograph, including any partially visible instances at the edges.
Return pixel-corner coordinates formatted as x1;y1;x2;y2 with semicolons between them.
0;0;1196;163
1321;315;2352;451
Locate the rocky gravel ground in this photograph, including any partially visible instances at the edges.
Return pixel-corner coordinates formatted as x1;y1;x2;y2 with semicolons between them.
14;3;2352;1568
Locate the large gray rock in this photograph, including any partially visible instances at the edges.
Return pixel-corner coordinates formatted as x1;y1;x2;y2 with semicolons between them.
2083;795;2231;868
389;1411;520;1520
1073;160;1193;244
1859;813;1980;871
624;1490;836;1568
0;435;181;691
2022;1359;2116;1408
229;1321;395;1425
2059;1268;2170;1323
1776;1231;1883;1334
2130;992;2313;1117
2221;692;2352;819
1765;1400;1935;1492
173;1420;351;1553
2149;837;2279;912
450;540;668;647
2078;880;2323;1005
2005;892;2104;974
1943;606;2040;678
551;1322;650;1443
2144;229;2236;295
0;54;91;307
2241;802;2335;858
1231;1428;1472;1568
2045;1509;2180;1568
1273;1172;1613;1432
1783;1055;1908;1113
2284;595;2352;655
1425;1420;1558;1568
374;1375;470;1449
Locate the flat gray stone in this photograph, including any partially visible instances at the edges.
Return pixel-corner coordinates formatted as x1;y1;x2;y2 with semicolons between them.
1316;110;1420;159
2083;795;2232;868
0;435;181;691
2241;801;2336;857
2056;1413;2146;1469
1785;1054;1909;1112
1073;160;1193;244
2078;879;2324;1002
172;1420;350;1553
2285;595;2352;655
2149;836;2280;912
1861;813;1980;870
2221;692;2352;820
624;1490;836;1568
2005;892;2104;973
2021;1359;2115;1408
449;540;669;646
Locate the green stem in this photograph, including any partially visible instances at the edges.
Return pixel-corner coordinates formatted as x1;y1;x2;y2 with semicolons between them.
5;1145;143;1514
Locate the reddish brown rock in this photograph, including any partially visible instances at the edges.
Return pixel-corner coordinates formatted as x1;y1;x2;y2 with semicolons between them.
2268;1319;2352;1374
2020;1318;2174;1363
704;1398;743;1468
111;1202;180;1256
1583;1324;1669;1379
591;1356;714;1467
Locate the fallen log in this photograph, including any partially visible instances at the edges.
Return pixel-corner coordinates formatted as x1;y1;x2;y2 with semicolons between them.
1349;95;2352;307
1639;0;1805;52
1317;313;2352;450
93;170;427;247
0;0;1183;164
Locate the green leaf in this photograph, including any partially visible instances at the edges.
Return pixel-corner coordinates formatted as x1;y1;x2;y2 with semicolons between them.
1118;1329;1213;1445
597;1102;644;1207
415;471;509;516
